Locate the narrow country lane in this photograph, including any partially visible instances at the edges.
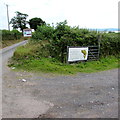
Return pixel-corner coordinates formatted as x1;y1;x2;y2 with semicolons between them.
1;41;118;118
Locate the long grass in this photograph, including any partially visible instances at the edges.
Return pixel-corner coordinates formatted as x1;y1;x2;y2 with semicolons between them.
1;39;24;49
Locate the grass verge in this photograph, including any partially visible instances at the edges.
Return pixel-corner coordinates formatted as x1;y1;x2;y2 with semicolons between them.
8;56;119;75
1;38;25;49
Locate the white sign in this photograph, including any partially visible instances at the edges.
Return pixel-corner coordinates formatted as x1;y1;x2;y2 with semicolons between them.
68;47;88;62
23;29;32;37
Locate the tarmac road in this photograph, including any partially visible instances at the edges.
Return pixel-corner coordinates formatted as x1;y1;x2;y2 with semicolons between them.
1;41;119;118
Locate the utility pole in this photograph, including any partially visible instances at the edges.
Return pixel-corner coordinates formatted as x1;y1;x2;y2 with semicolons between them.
6;4;10;31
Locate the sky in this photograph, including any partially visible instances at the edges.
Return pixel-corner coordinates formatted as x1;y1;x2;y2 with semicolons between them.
0;0;119;30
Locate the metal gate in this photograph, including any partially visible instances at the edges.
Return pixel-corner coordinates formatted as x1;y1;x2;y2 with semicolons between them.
88;46;99;61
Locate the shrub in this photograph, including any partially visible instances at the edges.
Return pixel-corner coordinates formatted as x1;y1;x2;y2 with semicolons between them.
48;21;99;63
30;21;119;63
11;30;22;40
2;29;22;40
32;24;54;42
100;32;120;57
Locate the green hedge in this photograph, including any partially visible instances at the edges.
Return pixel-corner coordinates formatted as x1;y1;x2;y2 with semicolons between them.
31;21;120;63
100;33;120;57
1;30;22;40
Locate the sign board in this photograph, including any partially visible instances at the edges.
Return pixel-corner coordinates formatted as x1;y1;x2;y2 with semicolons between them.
23;29;32;37
68;47;88;62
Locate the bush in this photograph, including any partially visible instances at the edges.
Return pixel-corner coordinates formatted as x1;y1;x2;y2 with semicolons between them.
11;30;22;40
47;21;99;63
30;20;119;63
32;24;54;42
2;29;22;40
100;33;120;57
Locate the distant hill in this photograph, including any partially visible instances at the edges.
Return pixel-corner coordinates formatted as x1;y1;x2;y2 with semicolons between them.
89;28;119;32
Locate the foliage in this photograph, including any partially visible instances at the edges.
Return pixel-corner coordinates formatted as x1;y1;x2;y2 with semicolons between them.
10;11;28;32
9;20;119;68
100;32;120;57
9;20;119;74
32;24;54;41
31;20;119;63
2;29;22;40
13;41;50;60
32;21;99;62
29;17;46;31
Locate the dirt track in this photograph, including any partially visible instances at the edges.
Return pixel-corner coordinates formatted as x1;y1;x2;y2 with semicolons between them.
2;42;118;118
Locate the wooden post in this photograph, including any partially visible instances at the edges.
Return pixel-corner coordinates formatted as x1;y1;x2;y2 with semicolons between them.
98;34;102;59
66;46;69;64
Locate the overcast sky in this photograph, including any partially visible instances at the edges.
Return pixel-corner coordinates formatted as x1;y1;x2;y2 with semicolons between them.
0;0;119;30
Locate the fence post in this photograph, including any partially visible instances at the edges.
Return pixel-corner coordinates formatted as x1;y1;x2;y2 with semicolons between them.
66;46;69;64
98;34;102;59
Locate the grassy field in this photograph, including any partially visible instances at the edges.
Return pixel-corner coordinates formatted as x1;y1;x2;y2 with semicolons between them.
9;56;119;75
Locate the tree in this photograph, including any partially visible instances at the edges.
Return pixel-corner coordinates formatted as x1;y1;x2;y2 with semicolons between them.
29;17;46;31
10;11;28;32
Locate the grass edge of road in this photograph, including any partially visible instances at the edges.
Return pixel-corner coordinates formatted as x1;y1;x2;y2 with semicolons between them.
1;38;26;49
8;56;119;75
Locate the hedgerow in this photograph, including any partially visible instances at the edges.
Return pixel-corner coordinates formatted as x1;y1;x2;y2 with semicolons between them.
31;21;119;63
1;29;22;40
